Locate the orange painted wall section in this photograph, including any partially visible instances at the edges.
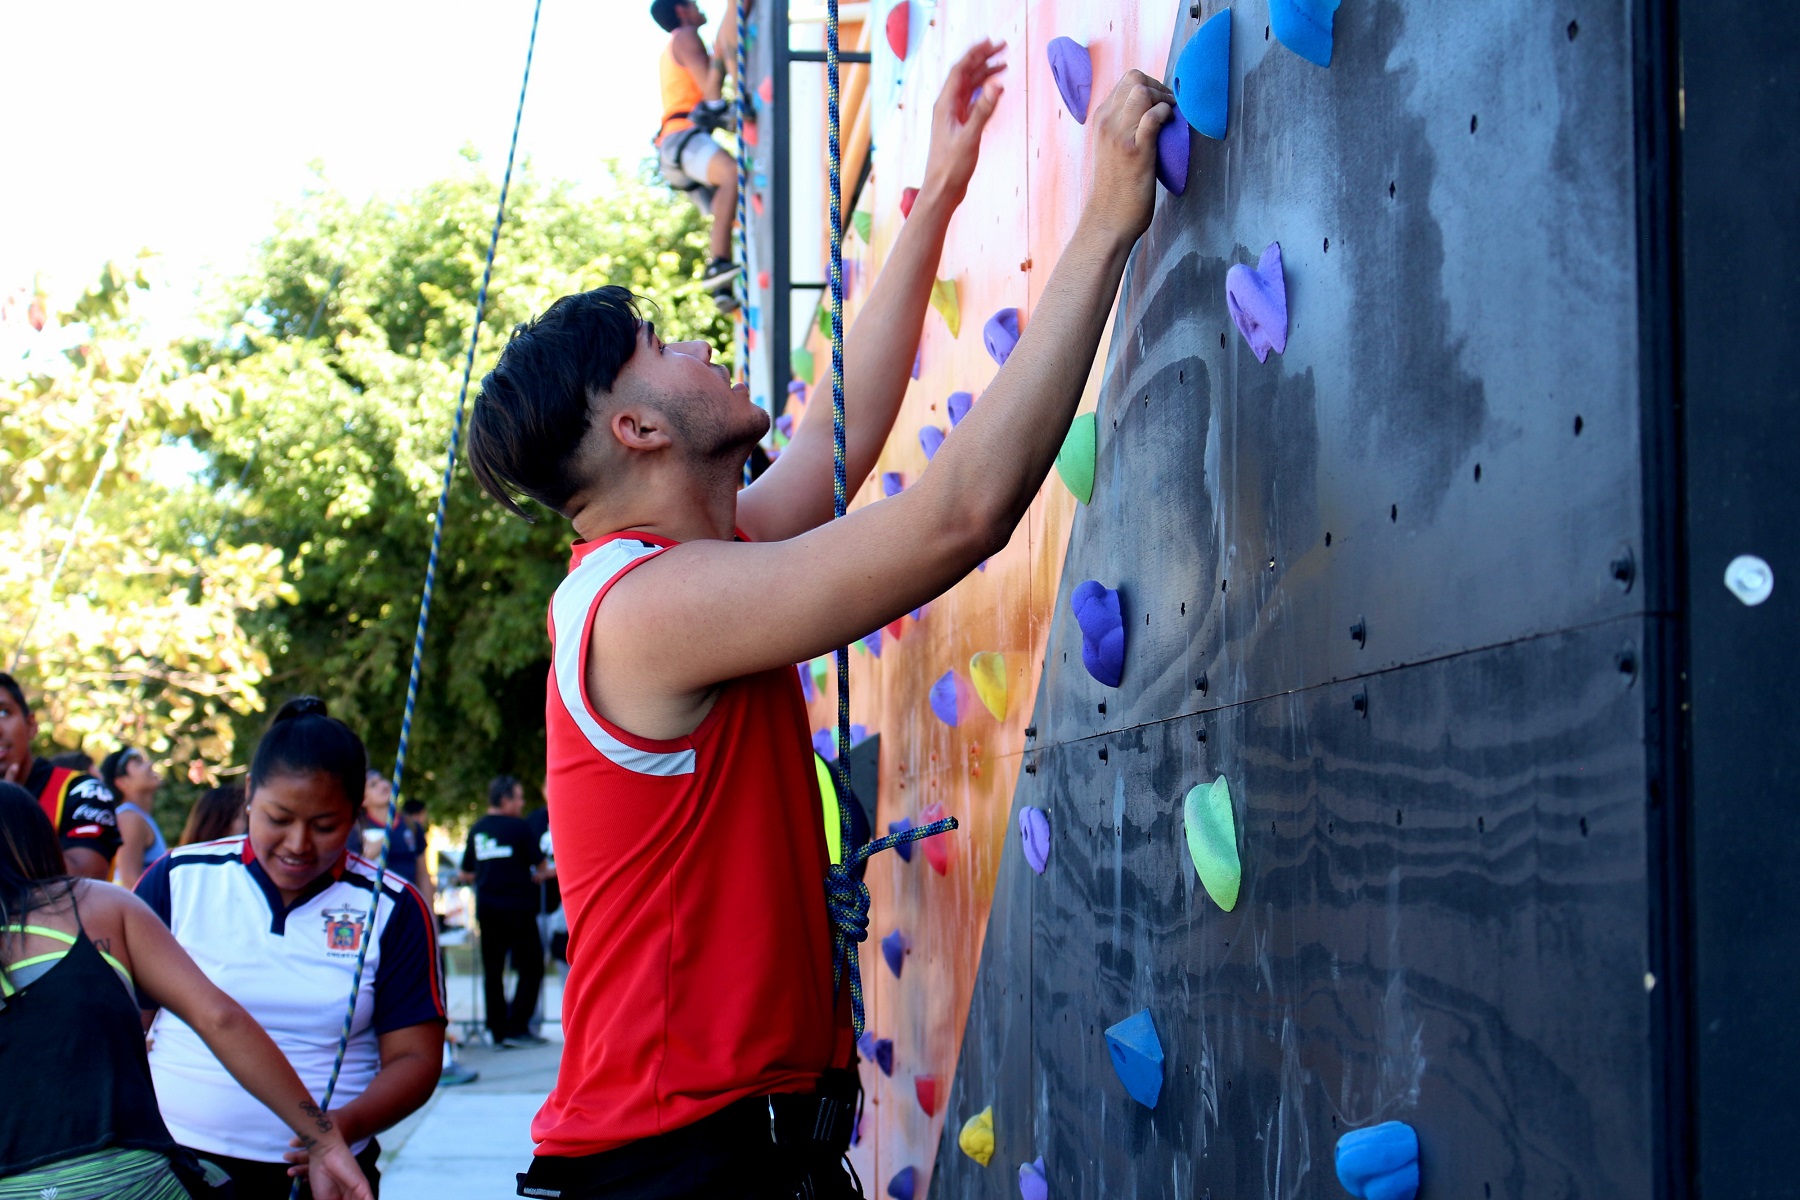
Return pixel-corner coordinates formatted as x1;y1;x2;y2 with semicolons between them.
784;1;1185;1190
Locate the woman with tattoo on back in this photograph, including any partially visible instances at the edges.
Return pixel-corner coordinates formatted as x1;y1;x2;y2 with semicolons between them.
135;698;446;1198
0;781;371;1200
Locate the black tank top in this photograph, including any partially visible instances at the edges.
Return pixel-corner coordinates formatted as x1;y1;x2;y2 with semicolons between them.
0;919;181;1174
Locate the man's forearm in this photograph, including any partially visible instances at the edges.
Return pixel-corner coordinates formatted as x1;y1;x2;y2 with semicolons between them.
836;184;957;486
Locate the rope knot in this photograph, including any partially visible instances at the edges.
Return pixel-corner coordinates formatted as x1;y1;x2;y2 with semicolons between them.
824;863;871;946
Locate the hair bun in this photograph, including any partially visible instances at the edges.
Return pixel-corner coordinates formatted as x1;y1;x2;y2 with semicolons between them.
273;696;331;724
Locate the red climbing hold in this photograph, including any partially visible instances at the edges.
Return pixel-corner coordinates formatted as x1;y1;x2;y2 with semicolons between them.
900;186;919;218
758;76;774;105
886;2;910;60
920;802;951;875
742;120;759;149
752;193;765;218
758;270;771;291
915;1074;938;1117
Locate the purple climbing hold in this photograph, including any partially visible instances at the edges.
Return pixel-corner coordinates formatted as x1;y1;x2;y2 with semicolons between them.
930;670;960;726
1226;242;1289;363
881;929;907;978
1018;806;1051;874
799;663;816;702
788;379;808;397
919;425;945;460
984;308;1021;366
947;391;975;426
874;1038;895;1076
912;347;922;379
812;729;836;761
1157;113;1190;195
888;816;916;862
776;413;794;439
862;629;884;657
857;1030;877;1060
851;723;868;745
1046;37;1094;123
882;471;905;497
1335;1121;1421;1200
1017;1157;1049;1200
1071;580;1126;687
887;1166;917;1200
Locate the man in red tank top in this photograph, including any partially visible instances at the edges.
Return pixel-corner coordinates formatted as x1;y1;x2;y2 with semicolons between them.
469;46;1176;1200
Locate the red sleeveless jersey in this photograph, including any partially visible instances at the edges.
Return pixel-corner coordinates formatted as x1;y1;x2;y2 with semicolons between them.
531;533;850;1157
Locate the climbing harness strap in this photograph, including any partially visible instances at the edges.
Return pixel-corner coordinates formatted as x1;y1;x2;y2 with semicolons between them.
819;0;956;1039
298;5;543;1195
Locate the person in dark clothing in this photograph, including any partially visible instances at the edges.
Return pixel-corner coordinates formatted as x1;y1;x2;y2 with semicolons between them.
0;672;122;879
0;782;371;1200
460;776;548;1048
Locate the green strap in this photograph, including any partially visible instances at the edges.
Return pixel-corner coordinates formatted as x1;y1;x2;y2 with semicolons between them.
2;925;134;986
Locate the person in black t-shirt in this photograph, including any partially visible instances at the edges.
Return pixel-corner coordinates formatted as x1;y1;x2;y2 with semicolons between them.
459;775;548;1048
0;672;122;879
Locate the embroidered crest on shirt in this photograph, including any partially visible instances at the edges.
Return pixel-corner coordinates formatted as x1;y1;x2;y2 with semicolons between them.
322;906;368;955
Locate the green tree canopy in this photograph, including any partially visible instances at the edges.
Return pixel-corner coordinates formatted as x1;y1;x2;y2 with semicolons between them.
5;155;731;822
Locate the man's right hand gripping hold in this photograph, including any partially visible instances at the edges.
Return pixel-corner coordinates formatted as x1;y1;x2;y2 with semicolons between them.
475;60;1174;1200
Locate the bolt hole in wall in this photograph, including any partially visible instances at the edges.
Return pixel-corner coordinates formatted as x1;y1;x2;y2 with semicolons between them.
1474;463;1482;482
1390;503;1399;522
1471;113;1479;133
1574;414;1585;435
1567;19;1579;40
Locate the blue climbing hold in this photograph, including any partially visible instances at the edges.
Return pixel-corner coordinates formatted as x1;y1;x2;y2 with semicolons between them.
1173;9;1231;141
947;391;975;426
882;471;905;497
984;308;1021;366
930;670;961;726
1046;37;1094;123
1017;1157;1049;1200
881;929;907;978
887;1166;917;1200
1270;0;1340;67
1157;113;1190;196
888;816;916;861
1103;1008;1165;1109
1071;580;1126;687
875;1037;894;1076
862;630;884;657
919;425;945;460
1335;1121;1420;1200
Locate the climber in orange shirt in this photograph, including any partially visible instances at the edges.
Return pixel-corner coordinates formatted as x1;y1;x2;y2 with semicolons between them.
650;0;742;310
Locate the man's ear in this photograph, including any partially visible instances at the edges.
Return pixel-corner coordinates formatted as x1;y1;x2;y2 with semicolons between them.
612;406;674;453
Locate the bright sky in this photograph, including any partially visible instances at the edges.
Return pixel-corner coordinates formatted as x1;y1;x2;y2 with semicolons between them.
1;0;722;306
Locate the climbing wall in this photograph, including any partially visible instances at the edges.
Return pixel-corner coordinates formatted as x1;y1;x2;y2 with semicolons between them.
802;1;1669;1197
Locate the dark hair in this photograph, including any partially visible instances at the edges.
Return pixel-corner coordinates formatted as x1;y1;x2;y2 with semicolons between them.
249;698;367;815
99;746;144;793
0;781;73;989
650;0;688;32
488;775;521;808
0;673;27;713
401;798;426;817
46;751;94;772
181;785;246;845
468;287;644;520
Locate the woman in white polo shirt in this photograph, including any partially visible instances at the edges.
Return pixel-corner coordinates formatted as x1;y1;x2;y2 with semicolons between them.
136;698;446;1199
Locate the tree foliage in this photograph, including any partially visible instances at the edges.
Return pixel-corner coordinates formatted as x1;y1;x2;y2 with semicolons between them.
4;156;731;820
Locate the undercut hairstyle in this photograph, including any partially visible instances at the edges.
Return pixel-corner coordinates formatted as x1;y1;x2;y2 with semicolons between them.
0;673;27;713
468;286;644;521
650;0;686;32
249;697;368;816
488;775;521;808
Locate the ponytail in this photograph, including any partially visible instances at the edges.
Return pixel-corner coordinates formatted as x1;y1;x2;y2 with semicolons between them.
249;697;368;815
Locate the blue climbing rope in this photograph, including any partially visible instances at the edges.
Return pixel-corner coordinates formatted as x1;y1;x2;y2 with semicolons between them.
820;0;955;1039
298;0;543;1180
733;0;748;318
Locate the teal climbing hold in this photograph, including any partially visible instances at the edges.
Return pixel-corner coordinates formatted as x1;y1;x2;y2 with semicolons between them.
1270;0;1340;67
1103;1009;1165;1109
1183;774;1241;911
1173;9;1232;141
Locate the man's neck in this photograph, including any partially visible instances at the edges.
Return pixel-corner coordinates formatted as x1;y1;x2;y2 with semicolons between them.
568;471;741;546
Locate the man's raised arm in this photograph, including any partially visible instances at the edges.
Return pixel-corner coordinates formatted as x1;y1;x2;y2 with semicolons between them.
736;40;1006;544
598;73;1174;732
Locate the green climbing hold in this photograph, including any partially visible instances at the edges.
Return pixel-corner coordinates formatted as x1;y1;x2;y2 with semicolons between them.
1055;412;1096;504
793;346;816;384
852;210;873;242
1183;775;1241;911
818;305;834;339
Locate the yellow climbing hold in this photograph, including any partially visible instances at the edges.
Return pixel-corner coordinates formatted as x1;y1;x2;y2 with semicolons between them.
930;277;961;338
958;1105;995;1167
969;652;1008;721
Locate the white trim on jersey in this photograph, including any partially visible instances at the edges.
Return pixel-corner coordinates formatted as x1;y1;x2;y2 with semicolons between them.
551;539;697;777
